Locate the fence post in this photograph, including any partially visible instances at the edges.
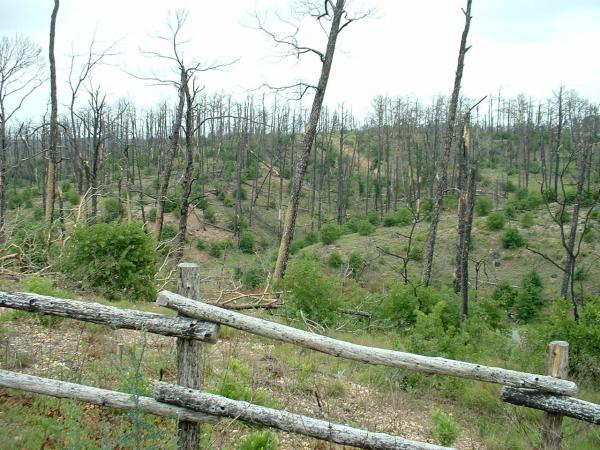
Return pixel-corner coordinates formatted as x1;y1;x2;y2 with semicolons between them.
541;341;569;450
176;262;202;450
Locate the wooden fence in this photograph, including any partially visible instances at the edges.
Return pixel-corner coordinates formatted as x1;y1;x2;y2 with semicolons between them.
1;262;599;450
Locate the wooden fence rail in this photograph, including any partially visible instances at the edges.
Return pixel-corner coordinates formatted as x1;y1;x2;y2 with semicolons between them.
154;382;450;450
0;291;219;342
0;369;217;424
156;290;578;396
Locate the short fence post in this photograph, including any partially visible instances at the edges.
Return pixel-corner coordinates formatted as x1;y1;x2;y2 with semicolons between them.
176;262;202;450
541;341;569;450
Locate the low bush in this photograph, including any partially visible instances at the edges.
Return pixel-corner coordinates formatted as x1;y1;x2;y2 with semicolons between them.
203;207;216;224
328;251;343;268
431;408;461;446
102;197;124;223
501;228;526;249
475;197;493;216
147;207;157;223
62;222;157;301
281;259;340;326
348;251;365;277
520;212;534;228
320;223;342;245
239;232;255;254
357;219;375;236
159;224;178;241
241;266;265;289
487;212;506;230
238;431;278;450
515;270;544;321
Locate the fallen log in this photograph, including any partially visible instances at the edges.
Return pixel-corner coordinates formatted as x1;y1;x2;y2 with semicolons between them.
0;291;219;343
156;290;578;396
0;370;217;424
500;386;600;425
154;382;451;450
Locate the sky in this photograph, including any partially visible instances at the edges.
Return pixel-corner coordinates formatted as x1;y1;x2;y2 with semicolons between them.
1;0;599;121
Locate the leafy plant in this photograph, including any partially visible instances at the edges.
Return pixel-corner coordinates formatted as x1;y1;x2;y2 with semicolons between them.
328;251;343;268
520;212;534;228
431;407;461;446
487;212;506;231
62;222;157;301
320;223;342;245
238;431;278;450
475;197;493;216
102;197;124;223
501;228;526;249
239;232;255;254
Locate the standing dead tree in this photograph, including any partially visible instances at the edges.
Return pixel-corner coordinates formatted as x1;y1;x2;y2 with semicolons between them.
45;0;60;223
422;0;473;286
0;35;43;240
133;10;236;243
265;0;368;281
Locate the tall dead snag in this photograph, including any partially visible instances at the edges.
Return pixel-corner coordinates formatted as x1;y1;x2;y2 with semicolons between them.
270;0;367;281
422;0;472;286
0;36;43;240
45;0;60;222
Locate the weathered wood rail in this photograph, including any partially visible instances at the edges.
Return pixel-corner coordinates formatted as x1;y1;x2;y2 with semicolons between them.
1;262;599;450
157;290;578;396
0;369;217;424
501;387;600;425
154;382;450;450
0;291;219;342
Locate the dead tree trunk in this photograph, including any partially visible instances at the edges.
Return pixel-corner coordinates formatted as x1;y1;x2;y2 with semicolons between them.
421;0;472;286
45;0;60;222
273;0;348;281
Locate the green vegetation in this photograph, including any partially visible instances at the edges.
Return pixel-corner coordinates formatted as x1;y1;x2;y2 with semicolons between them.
486;211;506;230
431;407;461;446
62;222;157;301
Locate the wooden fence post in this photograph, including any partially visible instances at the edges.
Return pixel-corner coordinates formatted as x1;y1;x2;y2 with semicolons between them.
176;263;202;450
541;341;569;450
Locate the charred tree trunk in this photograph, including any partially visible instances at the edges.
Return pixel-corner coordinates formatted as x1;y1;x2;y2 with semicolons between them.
45;0;60;223
272;0;346;281
421;0;472;286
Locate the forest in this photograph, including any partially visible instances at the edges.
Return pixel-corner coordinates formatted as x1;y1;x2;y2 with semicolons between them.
1;0;599;449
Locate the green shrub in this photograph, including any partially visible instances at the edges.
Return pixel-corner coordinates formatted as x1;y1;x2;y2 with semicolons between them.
367;210;380;225
239;232;255;254
487;212;506;230
525;192;543;209
515;270;544;321
377;283;419;328
32;207;43;221
304;231;318;245
215;359;273;406
431;407;461;446
501;228;526;249
328;251;343;268
159;224;178;241
163;193;180;213
8;218;52;269
409;246;423;262
504;203;516;220
102;197;124;223
242;266;265;289
520;212;534;228
492;282;518;309
238;431;278;450
208;242;223;258
65;190;80;206
203;207;216;224
357;219;375;236
195;239;206;250
542;295;600;381
475;197;493;216
348;252;365;277
282;259;340;326
228;214;247;232
290;240;306;255
62;222;157;301
320;223;342;245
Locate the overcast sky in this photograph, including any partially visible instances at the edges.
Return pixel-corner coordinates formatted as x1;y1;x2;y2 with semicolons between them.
2;0;599;121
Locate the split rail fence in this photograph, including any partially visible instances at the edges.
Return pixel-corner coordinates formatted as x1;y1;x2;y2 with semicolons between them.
0;262;599;450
